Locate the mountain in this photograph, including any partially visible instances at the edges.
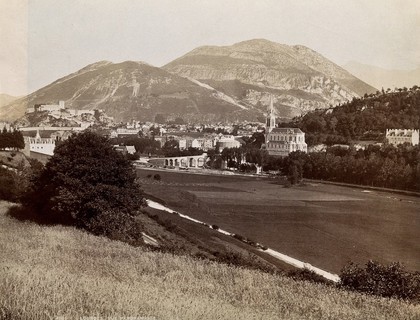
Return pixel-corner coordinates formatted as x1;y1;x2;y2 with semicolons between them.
0;61;258;123
164;39;377;119
344;61;420;91
0;93;19;108
0;40;378;124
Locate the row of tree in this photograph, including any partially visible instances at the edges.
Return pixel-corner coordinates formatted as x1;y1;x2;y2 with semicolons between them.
0;127;25;150
207;142;419;191
281;144;420;191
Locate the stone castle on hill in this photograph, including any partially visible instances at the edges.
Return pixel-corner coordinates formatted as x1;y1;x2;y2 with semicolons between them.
264;96;307;156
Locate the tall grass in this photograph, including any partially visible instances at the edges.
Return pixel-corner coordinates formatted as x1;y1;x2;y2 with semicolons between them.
0;201;419;320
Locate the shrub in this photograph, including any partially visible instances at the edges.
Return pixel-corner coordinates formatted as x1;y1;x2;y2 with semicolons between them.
340;261;420;301
211;224;219;230
0;168;19;201
22;131;145;240
83;208;143;245
153;174;161;181
233;233;245;241
287;268;333;285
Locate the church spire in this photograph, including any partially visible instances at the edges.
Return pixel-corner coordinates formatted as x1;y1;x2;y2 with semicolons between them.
266;95;276;133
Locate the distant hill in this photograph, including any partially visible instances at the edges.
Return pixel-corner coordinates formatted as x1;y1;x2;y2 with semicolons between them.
0;93;19;109
344;61;420;91
164;39;377;119
282;86;420;145
0;61;259;123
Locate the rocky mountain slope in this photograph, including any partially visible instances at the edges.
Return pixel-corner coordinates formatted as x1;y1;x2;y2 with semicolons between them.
0;40;377;124
164;39;377;119
344;61;420;90
0;61;258;123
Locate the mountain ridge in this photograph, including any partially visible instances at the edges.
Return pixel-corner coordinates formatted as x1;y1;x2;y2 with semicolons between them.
0;39;377;123
164;39;377;119
0;61;257;123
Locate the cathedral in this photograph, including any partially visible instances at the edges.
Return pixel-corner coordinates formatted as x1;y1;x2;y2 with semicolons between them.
264;96;307;156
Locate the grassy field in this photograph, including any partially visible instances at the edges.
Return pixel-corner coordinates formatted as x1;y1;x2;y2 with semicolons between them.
1;201;419;319
137;169;420;274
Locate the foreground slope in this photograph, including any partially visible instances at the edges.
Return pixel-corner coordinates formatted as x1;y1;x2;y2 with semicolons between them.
1;202;418;320
164;39;376;119
0;61;256;123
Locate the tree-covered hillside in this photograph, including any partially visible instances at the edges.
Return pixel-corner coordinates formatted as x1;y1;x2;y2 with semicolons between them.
280;86;420;146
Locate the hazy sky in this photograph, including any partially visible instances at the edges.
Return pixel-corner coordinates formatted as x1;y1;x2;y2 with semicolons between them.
1;0;419;96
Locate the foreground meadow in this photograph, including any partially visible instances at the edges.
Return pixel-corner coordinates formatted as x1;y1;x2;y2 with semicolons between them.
1;201;419;320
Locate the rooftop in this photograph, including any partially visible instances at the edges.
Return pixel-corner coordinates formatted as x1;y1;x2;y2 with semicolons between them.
270;128;304;134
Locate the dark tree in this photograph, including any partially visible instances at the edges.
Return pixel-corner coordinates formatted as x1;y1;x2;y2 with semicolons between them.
0;127;24;150
24;131;145;241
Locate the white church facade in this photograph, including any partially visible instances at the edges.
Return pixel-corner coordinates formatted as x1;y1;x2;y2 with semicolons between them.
264;96;307;156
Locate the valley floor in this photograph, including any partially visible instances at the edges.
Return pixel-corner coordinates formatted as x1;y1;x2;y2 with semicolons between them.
137;169;420;274
1;201;419;319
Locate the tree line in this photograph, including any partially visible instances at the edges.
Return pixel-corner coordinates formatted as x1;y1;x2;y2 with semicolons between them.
276;144;420;191
206;142;420;191
0;127;25;150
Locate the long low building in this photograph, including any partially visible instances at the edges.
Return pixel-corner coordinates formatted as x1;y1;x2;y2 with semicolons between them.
148;153;208;168
386;129;419;146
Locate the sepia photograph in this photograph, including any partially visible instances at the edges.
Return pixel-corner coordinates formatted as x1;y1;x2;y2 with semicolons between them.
0;0;419;319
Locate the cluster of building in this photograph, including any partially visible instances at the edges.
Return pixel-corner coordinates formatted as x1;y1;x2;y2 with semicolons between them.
25;101;114;128
7;97;419;170
154;133;242;151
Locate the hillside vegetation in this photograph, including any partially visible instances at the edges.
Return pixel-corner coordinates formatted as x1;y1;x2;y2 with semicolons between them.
1;201;419;319
282;86;420;145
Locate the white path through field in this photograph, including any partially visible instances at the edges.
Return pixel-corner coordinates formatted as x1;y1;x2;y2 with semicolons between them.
146;199;340;282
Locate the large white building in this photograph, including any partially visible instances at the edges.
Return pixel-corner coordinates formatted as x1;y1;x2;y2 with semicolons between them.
24;131;56;156
215;135;241;150
386;129;419;146
264;96;307;156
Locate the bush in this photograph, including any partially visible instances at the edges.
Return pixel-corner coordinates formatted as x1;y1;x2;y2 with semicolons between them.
22;131;145;240
287;268;333;285
211;224;219;230
0;160;43;202
153;174;161;181
233;233;245;241
340;261;420;301
83;208;143;245
0;168;19;201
